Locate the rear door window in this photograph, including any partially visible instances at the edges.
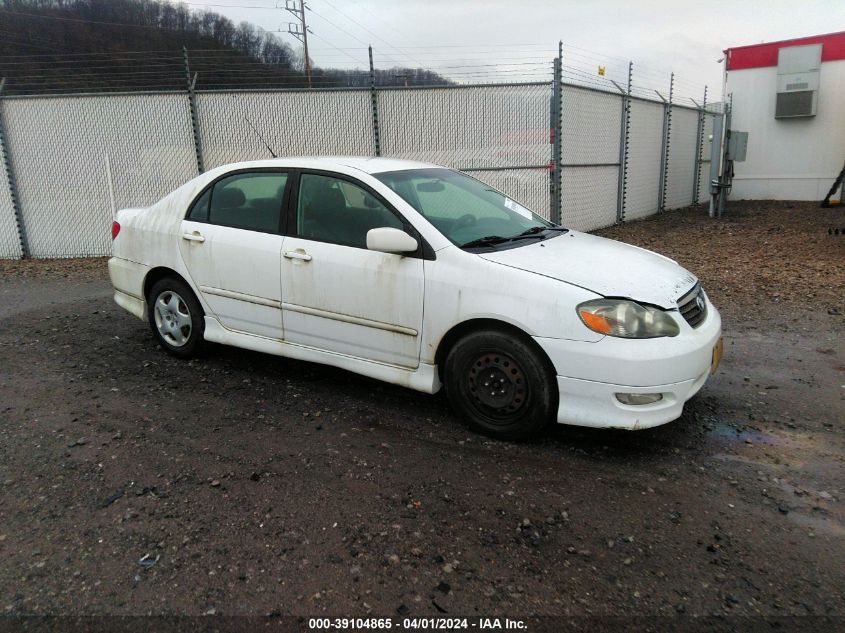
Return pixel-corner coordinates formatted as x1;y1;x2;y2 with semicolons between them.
203;172;288;233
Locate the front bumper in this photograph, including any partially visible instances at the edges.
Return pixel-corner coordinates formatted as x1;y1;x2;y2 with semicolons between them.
535;300;722;430
553;370;710;429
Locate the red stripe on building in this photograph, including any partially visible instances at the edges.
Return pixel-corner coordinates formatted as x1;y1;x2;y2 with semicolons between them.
725;31;845;71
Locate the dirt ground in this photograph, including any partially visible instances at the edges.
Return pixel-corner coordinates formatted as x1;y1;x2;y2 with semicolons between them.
0;201;843;625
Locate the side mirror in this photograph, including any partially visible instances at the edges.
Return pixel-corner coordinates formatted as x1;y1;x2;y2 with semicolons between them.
366;227;418;254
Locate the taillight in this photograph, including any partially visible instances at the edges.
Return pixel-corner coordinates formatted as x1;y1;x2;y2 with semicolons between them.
111;220;121;240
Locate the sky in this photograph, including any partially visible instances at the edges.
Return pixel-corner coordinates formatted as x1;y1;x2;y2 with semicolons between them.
193;0;844;103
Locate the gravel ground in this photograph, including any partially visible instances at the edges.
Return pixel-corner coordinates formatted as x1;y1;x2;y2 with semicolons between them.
0;201;843;624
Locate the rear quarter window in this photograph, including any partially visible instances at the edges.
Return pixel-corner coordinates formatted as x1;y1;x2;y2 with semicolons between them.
187;188;210;222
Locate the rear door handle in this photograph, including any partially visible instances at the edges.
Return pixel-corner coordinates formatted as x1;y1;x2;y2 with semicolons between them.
182;231;205;243
284;250;312;261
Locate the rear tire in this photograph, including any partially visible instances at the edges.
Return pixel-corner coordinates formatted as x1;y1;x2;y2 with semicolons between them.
444;329;556;441
147;277;205;358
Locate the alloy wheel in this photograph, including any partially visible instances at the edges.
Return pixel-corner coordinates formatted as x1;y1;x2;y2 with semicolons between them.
154;290;192;347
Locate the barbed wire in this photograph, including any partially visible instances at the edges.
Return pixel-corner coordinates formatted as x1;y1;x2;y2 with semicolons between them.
0;13;711;103
0;0;715;100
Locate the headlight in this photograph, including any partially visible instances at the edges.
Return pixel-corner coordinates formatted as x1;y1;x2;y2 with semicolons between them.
577;299;680;338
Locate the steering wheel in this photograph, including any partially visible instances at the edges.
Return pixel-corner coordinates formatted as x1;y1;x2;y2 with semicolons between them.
453;214;477;231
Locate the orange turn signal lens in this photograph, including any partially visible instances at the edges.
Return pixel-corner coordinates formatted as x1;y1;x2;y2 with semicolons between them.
579;310;612;334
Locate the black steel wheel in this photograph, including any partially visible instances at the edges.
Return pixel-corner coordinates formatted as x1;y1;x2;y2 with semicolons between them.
444;328;556;440
468;351;529;417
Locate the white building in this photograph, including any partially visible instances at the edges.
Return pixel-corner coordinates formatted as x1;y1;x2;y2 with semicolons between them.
724;31;845;201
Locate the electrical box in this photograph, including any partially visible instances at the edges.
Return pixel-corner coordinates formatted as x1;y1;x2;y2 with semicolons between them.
727;131;748;162
775;44;821;118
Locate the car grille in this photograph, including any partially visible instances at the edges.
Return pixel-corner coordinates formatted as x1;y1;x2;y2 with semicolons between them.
677;283;707;328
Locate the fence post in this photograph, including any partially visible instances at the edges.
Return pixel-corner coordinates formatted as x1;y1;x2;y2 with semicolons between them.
718;94;733;218
549;41;562;225
369;46;381;157
692;85;708;206
657;72;674;212
183;47;204;174
0;79;28;258
615;61;632;223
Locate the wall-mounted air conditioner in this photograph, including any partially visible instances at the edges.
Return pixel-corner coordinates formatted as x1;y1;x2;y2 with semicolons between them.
775;43;821;118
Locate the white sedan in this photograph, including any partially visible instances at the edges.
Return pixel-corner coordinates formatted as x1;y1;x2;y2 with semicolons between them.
109;157;722;440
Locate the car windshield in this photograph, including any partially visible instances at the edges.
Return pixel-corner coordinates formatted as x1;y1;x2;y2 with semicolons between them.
374;168;557;249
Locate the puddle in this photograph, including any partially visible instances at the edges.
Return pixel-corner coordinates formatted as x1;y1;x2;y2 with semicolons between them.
783;506;845;538
705;419;781;447
705;417;845;537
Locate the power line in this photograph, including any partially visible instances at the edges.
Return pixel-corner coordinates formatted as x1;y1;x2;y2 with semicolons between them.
0;38;50;53
0;9;189;30
0;6;704;96
306;6;368;47
313;43;557;50
343;0;430;51
282;0;312;88
0;49;239;60
318;0;425;70
175;2;280;9
306;31;367;66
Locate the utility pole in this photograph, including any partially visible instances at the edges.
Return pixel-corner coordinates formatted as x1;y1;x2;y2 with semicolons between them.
285;0;312;88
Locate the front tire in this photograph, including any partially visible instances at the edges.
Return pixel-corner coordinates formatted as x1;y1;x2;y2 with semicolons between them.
147;277;205;358
444;329;556;441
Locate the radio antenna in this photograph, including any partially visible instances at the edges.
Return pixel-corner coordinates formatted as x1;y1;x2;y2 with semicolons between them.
244;117;277;158
104;152;117;218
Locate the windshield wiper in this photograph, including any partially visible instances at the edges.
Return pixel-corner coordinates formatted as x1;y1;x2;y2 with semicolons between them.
460;235;513;248
460;229;561;249
461;226;568;249
515;225;568;237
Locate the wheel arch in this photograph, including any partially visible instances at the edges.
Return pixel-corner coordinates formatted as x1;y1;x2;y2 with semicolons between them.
143;267;194;302
433;318;558;380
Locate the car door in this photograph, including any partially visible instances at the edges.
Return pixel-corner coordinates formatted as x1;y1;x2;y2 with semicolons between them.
178;169;288;339
280;171;425;368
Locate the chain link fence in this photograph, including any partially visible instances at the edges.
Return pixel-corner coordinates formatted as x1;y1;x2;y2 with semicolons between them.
560;85;621;230
196;89;375;170
624;99;665;221
0;154;21;258
0;77;721;259
379;84;549;168
474;167;550;221
378;83;552;219
664;106;700;210
1;93;197;257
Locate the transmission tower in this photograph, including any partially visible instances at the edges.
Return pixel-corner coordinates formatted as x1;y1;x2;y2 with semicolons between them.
284;0;312;88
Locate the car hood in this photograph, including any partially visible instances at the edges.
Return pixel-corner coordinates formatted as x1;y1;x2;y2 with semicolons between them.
479;230;697;309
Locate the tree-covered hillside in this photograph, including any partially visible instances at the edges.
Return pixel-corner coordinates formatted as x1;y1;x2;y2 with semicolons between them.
0;0;449;94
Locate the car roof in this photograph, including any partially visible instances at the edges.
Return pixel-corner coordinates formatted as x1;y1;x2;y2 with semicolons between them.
212;156;443;175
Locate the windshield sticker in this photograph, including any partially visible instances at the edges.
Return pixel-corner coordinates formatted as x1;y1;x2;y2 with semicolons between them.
504;198;532;219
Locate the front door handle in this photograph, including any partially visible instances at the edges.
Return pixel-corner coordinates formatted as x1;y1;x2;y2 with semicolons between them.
284;250;312;262
182;231;205;243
